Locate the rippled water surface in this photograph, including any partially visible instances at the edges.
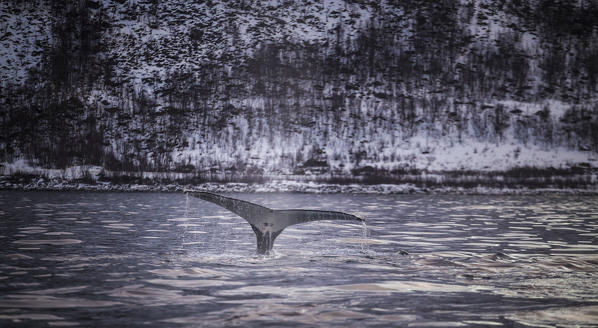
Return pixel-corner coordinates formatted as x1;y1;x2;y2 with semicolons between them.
1;191;598;327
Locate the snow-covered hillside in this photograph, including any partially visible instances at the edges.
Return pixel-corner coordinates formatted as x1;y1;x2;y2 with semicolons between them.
1;0;597;186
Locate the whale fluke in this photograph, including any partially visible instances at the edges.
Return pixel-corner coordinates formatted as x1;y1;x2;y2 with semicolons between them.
186;191;363;254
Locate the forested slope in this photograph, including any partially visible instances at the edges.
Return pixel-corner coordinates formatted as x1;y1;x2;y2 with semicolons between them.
1;0;597;185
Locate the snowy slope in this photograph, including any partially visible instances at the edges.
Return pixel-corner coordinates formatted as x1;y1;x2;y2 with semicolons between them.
1;0;597;181
0;1;53;86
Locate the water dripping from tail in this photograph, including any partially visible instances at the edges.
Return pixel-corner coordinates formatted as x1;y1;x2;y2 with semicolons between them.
185;193;190;217
182;193;192;251
360;220;370;253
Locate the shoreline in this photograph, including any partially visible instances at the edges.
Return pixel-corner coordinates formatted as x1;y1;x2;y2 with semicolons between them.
2;162;596;195
2;178;597;195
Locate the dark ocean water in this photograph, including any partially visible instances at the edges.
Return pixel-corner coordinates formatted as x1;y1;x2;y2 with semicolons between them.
1;192;597;327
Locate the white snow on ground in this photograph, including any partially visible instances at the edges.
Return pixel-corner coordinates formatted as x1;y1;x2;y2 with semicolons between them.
127;97;598;181
0;160;104;180
404;137;598;172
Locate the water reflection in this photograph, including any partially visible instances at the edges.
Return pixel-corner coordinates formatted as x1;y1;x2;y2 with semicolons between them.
0;192;597;327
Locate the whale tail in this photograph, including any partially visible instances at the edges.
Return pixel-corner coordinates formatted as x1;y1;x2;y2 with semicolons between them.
186;191;363;254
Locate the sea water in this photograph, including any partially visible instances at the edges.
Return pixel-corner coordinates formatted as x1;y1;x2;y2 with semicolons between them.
1;192;597;327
